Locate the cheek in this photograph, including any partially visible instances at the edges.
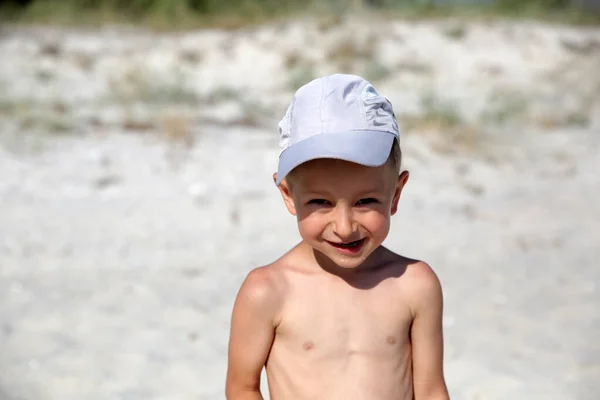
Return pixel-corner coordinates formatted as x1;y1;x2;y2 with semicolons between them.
296;212;326;240
361;211;390;235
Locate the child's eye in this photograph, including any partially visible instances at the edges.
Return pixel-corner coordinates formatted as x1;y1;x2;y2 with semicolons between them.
355;198;379;206
307;199;331;206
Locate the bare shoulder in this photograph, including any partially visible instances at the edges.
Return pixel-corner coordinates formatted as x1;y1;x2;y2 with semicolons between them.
390;255;443;315
383;249;440;287
404;259;442;289
238;262;287;305
234;261;289;325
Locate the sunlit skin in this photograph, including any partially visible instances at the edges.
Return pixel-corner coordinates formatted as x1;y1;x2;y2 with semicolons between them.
226;158;449;400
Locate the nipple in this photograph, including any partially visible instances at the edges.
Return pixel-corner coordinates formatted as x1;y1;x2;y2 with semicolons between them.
302;341;314;350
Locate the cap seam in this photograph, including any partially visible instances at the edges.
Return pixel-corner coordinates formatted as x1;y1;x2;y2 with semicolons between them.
320;75;327;135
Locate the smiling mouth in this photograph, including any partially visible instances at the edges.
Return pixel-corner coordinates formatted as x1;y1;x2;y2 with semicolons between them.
327;238;366;249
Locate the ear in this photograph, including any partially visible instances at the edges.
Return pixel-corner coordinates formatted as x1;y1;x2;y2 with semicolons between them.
391;170;409;215
273;173;297;216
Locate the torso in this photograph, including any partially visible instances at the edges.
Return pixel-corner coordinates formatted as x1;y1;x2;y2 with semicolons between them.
264;247;416;400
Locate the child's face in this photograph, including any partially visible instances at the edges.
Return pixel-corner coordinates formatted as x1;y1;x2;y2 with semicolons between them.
275;159;409;270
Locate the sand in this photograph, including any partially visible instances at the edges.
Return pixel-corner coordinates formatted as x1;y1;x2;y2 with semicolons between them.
0;15;599;400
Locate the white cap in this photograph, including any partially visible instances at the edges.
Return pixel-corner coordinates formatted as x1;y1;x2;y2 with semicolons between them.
276;74;400;185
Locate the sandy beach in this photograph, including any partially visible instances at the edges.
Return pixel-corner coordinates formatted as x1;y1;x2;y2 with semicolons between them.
0;15;599;399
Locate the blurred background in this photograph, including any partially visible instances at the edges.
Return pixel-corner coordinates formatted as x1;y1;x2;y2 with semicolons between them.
0;1;599;399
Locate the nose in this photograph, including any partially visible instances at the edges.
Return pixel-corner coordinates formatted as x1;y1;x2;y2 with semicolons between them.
332;204;355;240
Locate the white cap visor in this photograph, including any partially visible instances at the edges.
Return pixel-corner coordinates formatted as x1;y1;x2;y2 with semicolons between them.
275;130;396;185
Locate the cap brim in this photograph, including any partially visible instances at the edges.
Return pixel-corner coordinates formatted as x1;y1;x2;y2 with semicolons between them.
276;130;396;185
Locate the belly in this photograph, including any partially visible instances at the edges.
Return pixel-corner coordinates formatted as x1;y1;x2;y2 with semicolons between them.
265;341;413;400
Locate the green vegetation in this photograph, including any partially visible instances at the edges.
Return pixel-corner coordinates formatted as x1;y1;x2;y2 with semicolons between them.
1;0;598;29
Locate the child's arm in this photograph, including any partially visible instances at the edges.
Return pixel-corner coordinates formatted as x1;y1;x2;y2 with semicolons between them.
226;267;281;400
410;263;450;400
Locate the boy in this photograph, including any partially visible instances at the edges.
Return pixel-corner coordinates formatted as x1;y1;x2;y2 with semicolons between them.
226;74;449;400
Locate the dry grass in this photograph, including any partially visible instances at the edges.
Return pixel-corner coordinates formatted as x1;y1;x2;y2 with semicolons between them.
38;41;62;57
481;89;530;125
315;14;344;33
395;60;433;75
283;50;318;91
399;92;490;156
179;49;203;65
0;100;28;117
159;109;195;169
288;64;317;91
121;117;155;132
107;66;200;106
400;117;483;156
284;51;304;70
205;87;240;104
0;98;74;135
71;52;95;71
20;113;72;134
363;60;392;82
326;33;376;72
159;110;194;147
407;93;464;130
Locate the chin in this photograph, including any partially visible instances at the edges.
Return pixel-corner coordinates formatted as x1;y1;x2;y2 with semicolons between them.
334;257;369;269
312;240;376;270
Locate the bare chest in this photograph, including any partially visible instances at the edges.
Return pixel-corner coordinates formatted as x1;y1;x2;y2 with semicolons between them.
274;279;413;359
